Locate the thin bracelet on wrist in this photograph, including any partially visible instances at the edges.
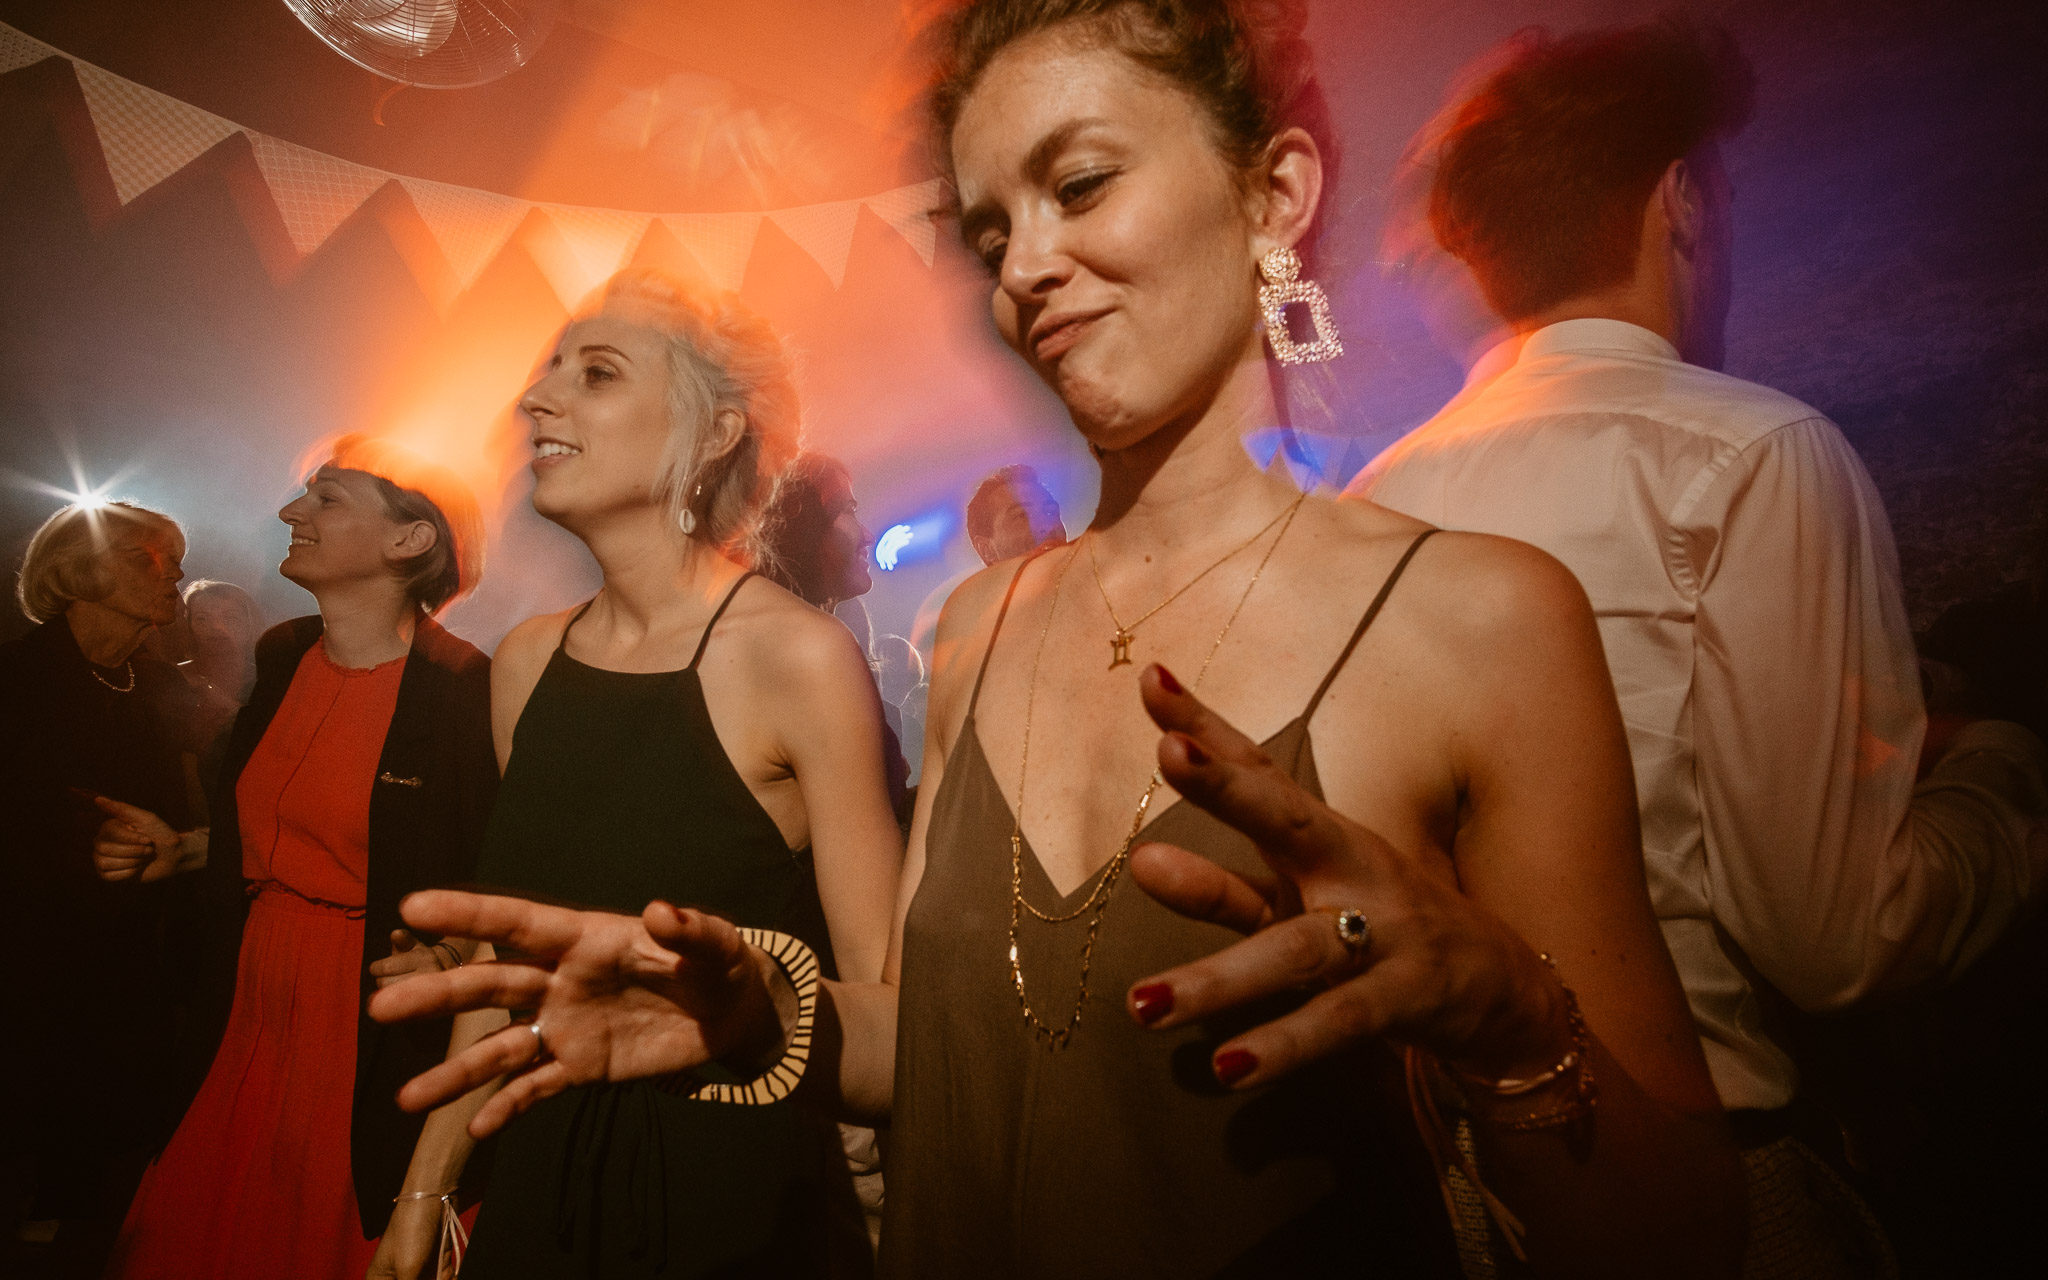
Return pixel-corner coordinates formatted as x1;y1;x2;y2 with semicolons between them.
1450;953;1598;1133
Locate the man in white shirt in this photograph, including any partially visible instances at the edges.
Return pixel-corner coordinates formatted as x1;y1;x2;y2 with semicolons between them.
1349;19;2048;1133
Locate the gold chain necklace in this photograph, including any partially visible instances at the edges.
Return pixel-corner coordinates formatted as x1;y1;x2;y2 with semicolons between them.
1010;496;1306;1048
90;660;136;693
1089;494;1305;670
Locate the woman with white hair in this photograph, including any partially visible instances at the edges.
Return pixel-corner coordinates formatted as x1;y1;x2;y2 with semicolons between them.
0;500;195;1250
374;268;904;1279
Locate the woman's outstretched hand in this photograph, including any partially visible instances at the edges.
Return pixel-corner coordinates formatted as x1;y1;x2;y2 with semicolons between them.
1125;664;1565;1090
366;892;786;1138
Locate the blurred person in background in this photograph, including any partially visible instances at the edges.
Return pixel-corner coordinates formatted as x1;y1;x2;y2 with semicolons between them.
1350;22;2048;1275
101;435;497;1280
0;500;195;1263
909;463;1071;662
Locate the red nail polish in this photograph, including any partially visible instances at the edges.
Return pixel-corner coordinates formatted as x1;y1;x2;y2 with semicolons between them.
1214;1048;1258;1086
1177;734;1210;767
1132;983;1174;1025
1155;665;1184;695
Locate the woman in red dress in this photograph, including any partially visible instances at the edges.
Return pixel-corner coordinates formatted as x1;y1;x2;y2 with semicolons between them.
99;436;496;1279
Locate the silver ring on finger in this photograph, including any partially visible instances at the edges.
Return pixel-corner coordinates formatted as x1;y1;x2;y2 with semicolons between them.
524;1019;548;1060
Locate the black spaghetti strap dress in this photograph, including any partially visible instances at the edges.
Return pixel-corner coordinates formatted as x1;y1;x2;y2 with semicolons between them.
461;574;849;1278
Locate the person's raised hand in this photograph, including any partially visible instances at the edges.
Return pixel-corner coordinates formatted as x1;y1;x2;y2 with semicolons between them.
1124;664;1564;1091
91;795;180;882
370;929;450;990
367;891;786;1139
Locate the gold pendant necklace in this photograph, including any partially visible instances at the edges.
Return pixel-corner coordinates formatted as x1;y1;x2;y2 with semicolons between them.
1009;494;1306;1048
1089;494;1305;670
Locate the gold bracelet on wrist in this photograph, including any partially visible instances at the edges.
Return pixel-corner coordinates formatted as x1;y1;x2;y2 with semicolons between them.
1452;953;1598;1134
657;928;819;1106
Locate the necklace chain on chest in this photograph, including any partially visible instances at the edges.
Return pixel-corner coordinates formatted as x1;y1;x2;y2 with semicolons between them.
1089;494;1305;671
90;659;136;693
1009;495;1307;1049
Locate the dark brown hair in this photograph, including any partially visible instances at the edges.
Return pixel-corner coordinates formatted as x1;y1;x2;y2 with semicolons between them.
323;434;485;616
759;452;856;608
923;0;1338;268
1431;19;1756;323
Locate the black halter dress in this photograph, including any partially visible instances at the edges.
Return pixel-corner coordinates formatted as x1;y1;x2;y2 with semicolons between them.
461;575;847;1278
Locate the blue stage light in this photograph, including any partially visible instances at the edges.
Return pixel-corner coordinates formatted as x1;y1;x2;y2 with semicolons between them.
876;524;914;571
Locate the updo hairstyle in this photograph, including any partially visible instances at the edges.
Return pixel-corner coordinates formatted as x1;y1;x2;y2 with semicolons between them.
588;268;804;557
923;0;1338;270
322;433;486;616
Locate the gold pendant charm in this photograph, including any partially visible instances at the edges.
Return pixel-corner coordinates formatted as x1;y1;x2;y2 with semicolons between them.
1108;631;1133;669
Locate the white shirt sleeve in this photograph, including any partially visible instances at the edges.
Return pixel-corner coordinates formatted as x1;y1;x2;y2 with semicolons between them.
1689;418;2048;1011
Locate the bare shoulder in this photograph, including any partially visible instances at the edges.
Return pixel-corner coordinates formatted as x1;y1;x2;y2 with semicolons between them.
493;609;575;683
1388;527;1604;695
720;576;872;693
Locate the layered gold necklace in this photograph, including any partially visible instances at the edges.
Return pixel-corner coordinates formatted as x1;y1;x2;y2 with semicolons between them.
1009;495;1306;1048
1089;494;1304;670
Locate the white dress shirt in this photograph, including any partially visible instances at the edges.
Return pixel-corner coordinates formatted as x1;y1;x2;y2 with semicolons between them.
1348;318;2048;1110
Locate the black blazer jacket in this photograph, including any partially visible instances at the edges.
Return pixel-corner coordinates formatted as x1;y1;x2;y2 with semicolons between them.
191;612;497;1237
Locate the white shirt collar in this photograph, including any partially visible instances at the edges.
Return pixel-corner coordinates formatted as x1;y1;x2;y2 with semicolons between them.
1517;317;1681;366
1462;334;1525;391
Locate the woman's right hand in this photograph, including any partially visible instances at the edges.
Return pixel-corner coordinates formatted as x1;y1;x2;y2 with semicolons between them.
90;796;181;882
365;1195;444;1280
367;892;789;1139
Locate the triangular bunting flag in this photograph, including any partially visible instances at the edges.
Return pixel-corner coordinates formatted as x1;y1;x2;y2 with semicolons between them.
247;132;389;254
767;199;862;288
863;179;948;268
540;205;654;295
73;62;239;205
0;20;58;74
659;213;761;293
398;177;530;291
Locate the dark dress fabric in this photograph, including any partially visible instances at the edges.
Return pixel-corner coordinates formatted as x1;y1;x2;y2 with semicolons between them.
462;578;847;1280
884;531;1461;1280
0;617;198;1215
187;612;498;1236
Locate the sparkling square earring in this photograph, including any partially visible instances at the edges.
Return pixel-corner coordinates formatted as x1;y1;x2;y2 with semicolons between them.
1258;246;1343;365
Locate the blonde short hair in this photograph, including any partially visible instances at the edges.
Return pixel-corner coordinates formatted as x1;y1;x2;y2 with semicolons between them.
16;501;186;624
585;268;804;559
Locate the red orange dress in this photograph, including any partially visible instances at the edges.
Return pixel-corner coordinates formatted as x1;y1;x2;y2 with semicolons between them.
109;642;405;1279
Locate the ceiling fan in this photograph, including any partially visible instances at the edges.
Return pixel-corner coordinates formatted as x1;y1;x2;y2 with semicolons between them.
281;0;561;88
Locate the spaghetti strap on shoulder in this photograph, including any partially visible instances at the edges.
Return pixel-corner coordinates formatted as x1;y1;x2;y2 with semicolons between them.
556;599;598;653
1302;528;1440;721
688;571;756;670
966;550;1051;717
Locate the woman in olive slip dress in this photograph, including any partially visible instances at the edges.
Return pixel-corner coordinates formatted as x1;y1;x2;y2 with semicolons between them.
372;4;1745;1276
372;267;903;1279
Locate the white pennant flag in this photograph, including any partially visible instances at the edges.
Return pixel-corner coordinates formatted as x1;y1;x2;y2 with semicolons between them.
248;132;389;255
659;213;761;294
863;179;948;268
0;21;57;74
768;198;862;288
73;62;238;205
398;177;530;291
541;205;654;292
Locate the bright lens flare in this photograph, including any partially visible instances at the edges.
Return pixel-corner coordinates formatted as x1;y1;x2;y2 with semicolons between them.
875;524;914;571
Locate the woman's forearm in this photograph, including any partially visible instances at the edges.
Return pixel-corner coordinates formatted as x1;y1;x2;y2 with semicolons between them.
800;979;897;1126
395;1006;511;1193
1466;1037;1744;1280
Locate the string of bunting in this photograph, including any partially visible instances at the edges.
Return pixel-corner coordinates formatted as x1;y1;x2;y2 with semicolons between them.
0;21;947;305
